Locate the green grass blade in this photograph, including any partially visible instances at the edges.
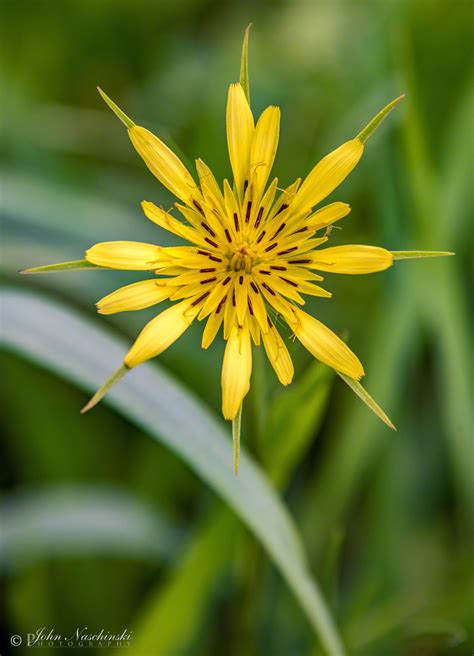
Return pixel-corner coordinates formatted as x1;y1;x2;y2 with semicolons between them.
264;362;334;487
130;509;237;656
2;287;346;656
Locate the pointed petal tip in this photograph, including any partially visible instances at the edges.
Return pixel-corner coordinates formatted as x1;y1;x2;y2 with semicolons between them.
97;87;135;129
357;94;406;144
80;364;129;415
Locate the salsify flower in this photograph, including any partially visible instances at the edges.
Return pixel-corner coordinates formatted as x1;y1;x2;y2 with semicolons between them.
22;29;452;472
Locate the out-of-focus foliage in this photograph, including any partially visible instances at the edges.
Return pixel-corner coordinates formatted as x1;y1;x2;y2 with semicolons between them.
1;0;472;654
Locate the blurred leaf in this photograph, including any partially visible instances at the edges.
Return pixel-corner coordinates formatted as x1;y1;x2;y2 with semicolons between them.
0;485;183;571
2;287;346;656
263;361;334;486
130;509;237;656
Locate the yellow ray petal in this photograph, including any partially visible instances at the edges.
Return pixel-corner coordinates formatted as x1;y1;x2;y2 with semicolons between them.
262;325;294;385
248;282;269;333
124;299;198;367
310;245;393;274
129;125;200;204
292;140;364;214
195;159;227;217
234;276;249;325
202;311;224;349
306;202;351;229
226;83;254;197
85;241;162;270
289;308;364;380
221;324;252;420
96;279;172;314
142;201;206;245
249;105;280;203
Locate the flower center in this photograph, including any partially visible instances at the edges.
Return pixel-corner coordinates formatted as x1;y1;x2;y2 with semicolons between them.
229;242;255;272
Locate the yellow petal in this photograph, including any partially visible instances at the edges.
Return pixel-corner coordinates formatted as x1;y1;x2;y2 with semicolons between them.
195;159;227;217
249;106;280;202
129;126;200;204
142;201;205;245
262;326;294;385
311;245;393;274
202;312;224;349
97;279;172;314
221;324;252;420
86;241;161;270
292;140;364;213
124;299;198;367
290;308;364;379
226;83;254;196
306;202;351;229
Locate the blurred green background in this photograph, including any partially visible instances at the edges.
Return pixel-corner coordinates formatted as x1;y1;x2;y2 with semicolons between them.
1;0;472;654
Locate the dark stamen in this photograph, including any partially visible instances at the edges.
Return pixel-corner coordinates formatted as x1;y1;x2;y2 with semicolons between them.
208;255;222;262
243;179;249;193
255;206;264;228
193;200;205;215
248;298;254;315
280;276;298;287
277;247;298;255
201;277;217;284
239;275;244;284
245;201;252;222
288;259;311;264
270;265;287;271
259;270;271;275
289;227;307;235
256;231;266;244
192;291;210;306
262;282;276;296
201;222;216;237
204;237;218;248
232;290;236;306
233;212;240;231
272;223;286;239
216;295;227;313
224;229;232;243
197;250;210;256
222;276;231;286
276;203;289;215
250;282;259;294
265;243;278;252
200;268;216;273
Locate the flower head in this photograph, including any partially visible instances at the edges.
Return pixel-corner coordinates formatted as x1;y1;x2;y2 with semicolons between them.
22;30;453;471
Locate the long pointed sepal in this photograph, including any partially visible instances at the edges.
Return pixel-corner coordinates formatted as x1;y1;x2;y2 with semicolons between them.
81;364;130;414
239;24;252;102
97;87;135;129
392;250;455;260
232;404;243;475
356;94;406;144
338;373;396;431
20;259;106;274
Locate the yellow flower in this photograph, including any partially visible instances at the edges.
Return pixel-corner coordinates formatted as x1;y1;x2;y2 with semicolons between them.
22;31;453;472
